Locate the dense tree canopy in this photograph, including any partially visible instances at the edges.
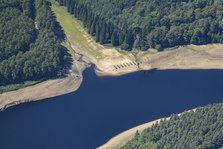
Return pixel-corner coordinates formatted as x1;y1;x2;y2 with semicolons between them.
121;103;223;149
57;0;223;51
0;0;36;61
0;0;65;85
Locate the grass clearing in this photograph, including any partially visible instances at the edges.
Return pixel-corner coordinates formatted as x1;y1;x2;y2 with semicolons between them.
51;4;105;60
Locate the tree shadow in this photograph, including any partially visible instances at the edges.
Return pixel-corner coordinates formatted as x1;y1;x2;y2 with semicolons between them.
60;45;73;77
47;1;66;41
51;15;66;41
48;2;73;77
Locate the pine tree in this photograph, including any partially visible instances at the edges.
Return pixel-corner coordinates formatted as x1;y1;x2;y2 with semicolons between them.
90;22;96;36
111;31;119;46
96;23;100;42
99;23;106;44
99;29;106;44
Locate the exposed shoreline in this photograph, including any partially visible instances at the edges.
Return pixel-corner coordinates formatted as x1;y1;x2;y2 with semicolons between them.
1;2;223;111
97;118;166;149
96;44;223;77
1;44;223;111
0;42;90;111
97;109;196;149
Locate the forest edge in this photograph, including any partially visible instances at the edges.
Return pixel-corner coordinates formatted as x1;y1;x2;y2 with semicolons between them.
1;4;223;111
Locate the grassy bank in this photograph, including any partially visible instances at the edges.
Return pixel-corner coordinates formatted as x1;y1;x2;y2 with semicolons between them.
51;4;105;60
0;81;41;94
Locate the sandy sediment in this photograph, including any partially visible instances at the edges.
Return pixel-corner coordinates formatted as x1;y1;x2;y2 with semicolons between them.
97;109;196;149
0;75;82;111
140;44;223;70
97;118;166;149
94;44;223;77
70;44;140;77
1;44;223;110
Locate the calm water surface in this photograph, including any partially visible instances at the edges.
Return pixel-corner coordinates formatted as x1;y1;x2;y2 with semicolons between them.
0;68;223;149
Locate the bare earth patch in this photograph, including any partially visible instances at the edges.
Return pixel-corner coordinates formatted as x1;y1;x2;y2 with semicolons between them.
80;44;223;77
139;44;223;71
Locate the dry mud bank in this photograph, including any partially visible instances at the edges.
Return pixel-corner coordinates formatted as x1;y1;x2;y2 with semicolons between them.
83;44;223;77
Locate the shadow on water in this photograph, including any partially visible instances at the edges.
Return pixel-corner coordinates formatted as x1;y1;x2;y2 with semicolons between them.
0;68;223;149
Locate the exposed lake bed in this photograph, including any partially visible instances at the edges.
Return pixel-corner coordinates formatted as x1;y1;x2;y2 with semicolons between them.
0;68;223;149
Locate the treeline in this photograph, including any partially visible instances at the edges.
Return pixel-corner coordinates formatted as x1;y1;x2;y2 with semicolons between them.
121;103;223;149
0;0;65;85
56;0;223;51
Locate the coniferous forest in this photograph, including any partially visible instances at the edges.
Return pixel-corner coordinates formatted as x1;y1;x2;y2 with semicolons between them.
56;0;223;51
0;0;65;85
121;103;223;149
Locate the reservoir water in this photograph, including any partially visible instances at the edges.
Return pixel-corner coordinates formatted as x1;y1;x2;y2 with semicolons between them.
0;68;223;149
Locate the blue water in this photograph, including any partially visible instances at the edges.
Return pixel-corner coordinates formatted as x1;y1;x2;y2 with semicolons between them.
0;68;223;149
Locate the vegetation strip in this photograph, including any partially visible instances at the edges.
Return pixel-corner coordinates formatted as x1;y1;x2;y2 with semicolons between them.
55;0;223;51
